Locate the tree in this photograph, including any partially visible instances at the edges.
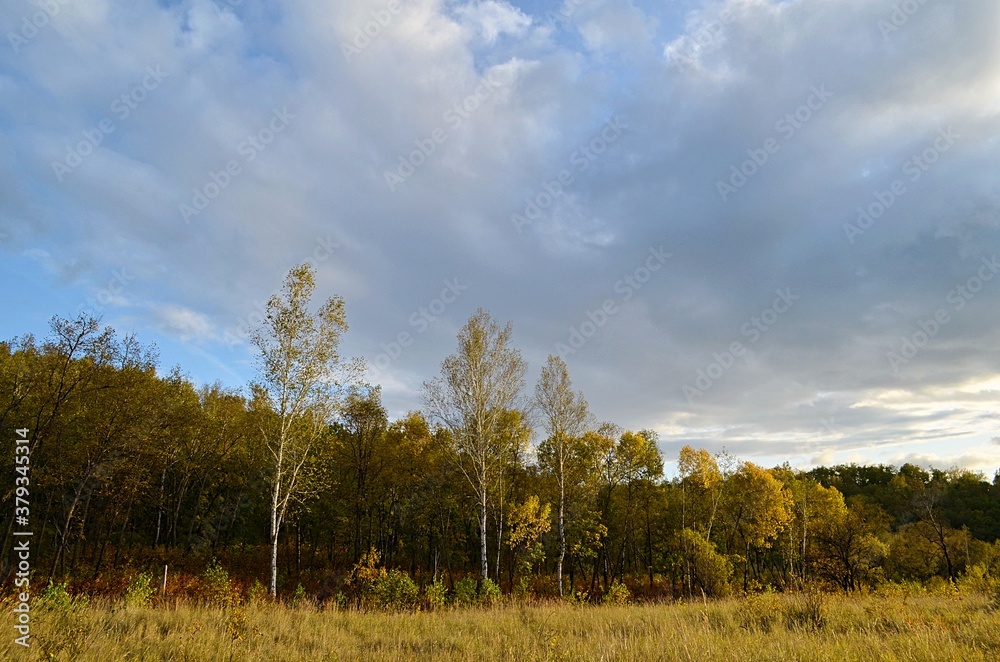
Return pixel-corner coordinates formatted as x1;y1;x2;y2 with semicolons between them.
422;309;527;584
250;263;361;596
911;479;960;582
506;495;551;587
677;446;724;537
489;408;532;582
722;462;793;590
679;528;732;597
813;498;890;592
331;386;389;562
609;430;663;583
677;446;726;595
534;355;590;597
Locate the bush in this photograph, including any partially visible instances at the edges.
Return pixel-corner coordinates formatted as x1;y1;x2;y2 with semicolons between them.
957;564;989;593
602;580;631;606
453;577;478;606
201;559;233;606
373;570;419;611
343;548;386;608
680;529;733;597
740;588;782;632
247;579;268;605
290;583;310;608
450;577;502;606
124;572;155;608
925;575;958;598
479;578;502;606
424;580;448;610
37;581;76;612
227;604;250;642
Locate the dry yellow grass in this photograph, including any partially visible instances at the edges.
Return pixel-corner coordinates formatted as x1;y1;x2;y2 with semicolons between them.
3;592;999;661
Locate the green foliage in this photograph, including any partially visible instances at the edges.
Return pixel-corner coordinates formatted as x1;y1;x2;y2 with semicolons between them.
513;575;532;600
124;573;156;609
201;559;233;607
479;578;502;606
247;580;268;605
451;577;505;606
453;577;478;606
680;528;732;597
290;583;309;607
740;588;783;632
372;570;419;611
343;548;387;608
424;581;448;610
37;580;78;612
602;580;631;606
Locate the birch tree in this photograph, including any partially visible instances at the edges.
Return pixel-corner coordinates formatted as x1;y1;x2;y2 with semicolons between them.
422;309;526;584
250;263;361;596
534;355;589;597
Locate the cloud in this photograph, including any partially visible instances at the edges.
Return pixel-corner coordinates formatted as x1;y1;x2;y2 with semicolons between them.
454;0;532;45
151;304;217;343
1;0;999;472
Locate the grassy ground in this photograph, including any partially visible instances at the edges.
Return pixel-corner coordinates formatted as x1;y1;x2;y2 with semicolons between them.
3;592;999;661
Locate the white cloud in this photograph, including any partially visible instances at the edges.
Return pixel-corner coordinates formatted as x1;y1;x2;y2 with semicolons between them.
152;304;217;343
454;0;531;45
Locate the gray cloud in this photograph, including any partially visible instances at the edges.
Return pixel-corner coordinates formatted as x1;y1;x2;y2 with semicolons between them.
2;0;999;472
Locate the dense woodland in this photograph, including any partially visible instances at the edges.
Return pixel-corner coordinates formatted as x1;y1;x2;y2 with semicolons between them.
2;265;999;603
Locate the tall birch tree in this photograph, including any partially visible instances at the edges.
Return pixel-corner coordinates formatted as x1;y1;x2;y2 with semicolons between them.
534;354;589;597
250;263;360;596
422;309;526;584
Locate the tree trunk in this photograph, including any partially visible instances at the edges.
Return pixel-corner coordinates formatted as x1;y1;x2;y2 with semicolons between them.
270;478;281;597
557;473;565;598
479;489;488;581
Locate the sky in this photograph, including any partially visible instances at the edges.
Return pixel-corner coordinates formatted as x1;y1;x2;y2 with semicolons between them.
2;0;999;476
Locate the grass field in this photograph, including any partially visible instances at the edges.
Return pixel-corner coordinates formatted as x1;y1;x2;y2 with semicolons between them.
4;591;999;661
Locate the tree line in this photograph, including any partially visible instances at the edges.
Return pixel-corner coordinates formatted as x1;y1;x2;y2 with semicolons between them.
1;264;999;600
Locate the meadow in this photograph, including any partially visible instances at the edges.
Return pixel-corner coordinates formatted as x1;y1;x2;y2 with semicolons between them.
4;589;999;661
